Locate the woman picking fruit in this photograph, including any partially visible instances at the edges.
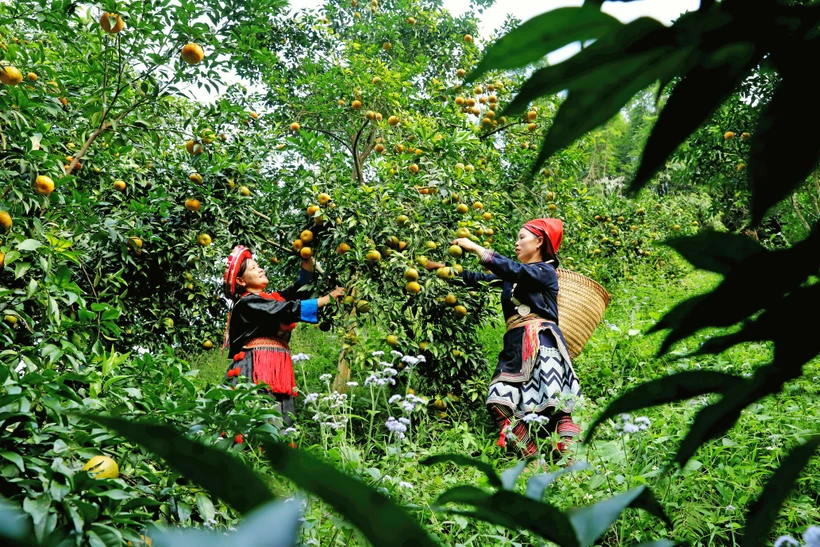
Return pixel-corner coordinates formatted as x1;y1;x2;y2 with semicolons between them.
424;219;581;459
222;245;344;426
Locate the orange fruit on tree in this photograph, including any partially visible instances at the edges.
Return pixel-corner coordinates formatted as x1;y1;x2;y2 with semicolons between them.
396;214;410;226
448;245;463;257
318;193;331;205
466;97;476;107
457;68;466;77
365;110;376;120
34;175;55;195
548;204;557;211
463;34;473;43
405;281;421;293
27;72;37;82
723;131;735;140
372;76;381;85
99;12;125;34
455;97;465;106
300;247;312;259
189;173;203;184
741;132;751;141
200;128;215;143
307;204;320;215
366;250;382;262
113;180;126;192
185;140;202;155
456;227;470;238
240;186;251;196
0;251;4;268
388;115;399;126
83;455;119;479
404;268;419;281
407;16;415;24
0;66;23;86
383;41;392;50
454;305;467;317
300;230;314;243
293;239;304;251
472;202;483;210
528;123;537;132
483;211;493;220
290;122;301;131
527;110;537;121
249;112;259;120
336;242;350;254
455;203;469;214
198;234;212;246
374;144;385;153
351;100;362;110
408;164;419;174
444;294;457;306
0;211;12;231
202;340;214;350
185;199;201;212
737;163;746;172
128;237;143;252
386;334;399;346
181;43;205;65
436;266;454;279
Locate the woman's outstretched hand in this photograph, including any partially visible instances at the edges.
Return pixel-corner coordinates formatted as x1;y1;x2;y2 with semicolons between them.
453;238;483;255
329;286;345;300
318;286;345;308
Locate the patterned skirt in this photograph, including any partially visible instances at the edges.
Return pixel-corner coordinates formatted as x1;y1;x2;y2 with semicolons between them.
486;328;581;418
226;340;297;427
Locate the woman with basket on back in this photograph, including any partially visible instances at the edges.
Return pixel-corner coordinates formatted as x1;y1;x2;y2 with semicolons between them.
425;218;582;459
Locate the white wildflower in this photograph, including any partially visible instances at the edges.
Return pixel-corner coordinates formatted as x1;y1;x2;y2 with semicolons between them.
398;417;411;426
398;481;414;489
401;355;419;365
390;350;403;358
346;381;359;387
304;393;320;404
319;373;332;382
389;394;403;404
774;536;800;547
383;367;398;377
371;350;385;357
292;353;310;362
622;423;640;434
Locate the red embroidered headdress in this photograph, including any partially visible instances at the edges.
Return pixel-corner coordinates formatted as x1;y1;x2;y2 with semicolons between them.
223;245;252;301
523;218;563;258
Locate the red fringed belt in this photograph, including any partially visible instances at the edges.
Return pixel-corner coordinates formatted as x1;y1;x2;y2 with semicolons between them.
234;337;297;396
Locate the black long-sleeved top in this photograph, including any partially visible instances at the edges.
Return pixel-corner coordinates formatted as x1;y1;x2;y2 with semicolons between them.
227;269;318;358
459;251;569;379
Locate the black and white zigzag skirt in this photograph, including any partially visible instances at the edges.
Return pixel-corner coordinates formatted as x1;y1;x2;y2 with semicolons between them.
486;338;581;418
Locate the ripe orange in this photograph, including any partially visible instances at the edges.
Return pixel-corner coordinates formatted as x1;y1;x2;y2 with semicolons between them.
0;211;12;230
454;305;467;317
673;225;680;230
372;76;382;85
318;193;331;205
198;234;212;246
455;203;469;214
386;334;399;346
448;245;463;257
27;72;37;82
457;68;466;77
366;250;382;262
527;110;537;121
99;12;125;34
472;202;483;210
388;115;399;126
128;237;143;252
409;164;419;174
482;211;493;221
407;17;416;24
405;281;421;293
34;175;55;195
0;251;4;268
290;122;301;131
455;97;465;106
249;112;259;120
374;144;385;153
185;140;202;155
723;131;734;140
300;230;314;243
83;455;119;479
240;186;251;196
300;247;312;259
189;173;203;184
113;180;126;192
351;100;362;110
0;66;23;86
741;132;751;141
416;255;429;267
336;242;351;254
737;163;746;172
397;214;410;226
202;340;214;350
463;34;473;43
185;199;201;212
383;42;392;51
181;43;205;65
365;110;376;120
444;294;457;306
404;268;419;281
528;123;537;132
436;266;454;279
307;204;320;215
466;97;476;107
356;300;371;313
456;227;470;238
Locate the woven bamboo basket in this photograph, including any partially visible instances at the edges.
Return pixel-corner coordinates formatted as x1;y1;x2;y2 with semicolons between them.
556;268;611;359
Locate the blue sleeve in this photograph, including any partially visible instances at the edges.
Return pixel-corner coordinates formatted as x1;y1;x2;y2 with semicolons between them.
458;269;502;290
299;298;319;323
479;251;558;292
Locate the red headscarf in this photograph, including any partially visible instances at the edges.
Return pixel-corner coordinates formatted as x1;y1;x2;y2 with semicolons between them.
223;245;252;301
523;218;563;258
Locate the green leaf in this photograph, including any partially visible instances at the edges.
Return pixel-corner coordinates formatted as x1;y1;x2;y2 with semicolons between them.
153;498;303;547
525;462;590;501
262;442;436;547
468;7;622;81
501;17;673;116
0;498;31;542
663;232;763;276
435;487;579;546
17;239;43;252
586;371;743;441
749;72;820;224
83;415;274;515
195;493;216;522
630;43;759;193
500;460;528;491
0;451;25;472
568;486;672;546
422;454;503;488
742;437;820;547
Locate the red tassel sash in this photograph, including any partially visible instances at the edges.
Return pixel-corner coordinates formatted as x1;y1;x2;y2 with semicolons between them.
245;337;297;396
